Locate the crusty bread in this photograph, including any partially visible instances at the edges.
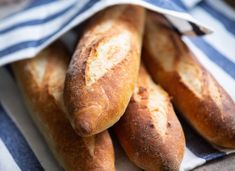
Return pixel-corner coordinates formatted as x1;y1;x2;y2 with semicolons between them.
12;42;115;171
114;64;185;171
143;12;235;148
64;5;146;137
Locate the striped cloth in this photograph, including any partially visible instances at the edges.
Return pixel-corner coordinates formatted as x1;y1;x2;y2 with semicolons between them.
0;0;235;170
0;0;211;66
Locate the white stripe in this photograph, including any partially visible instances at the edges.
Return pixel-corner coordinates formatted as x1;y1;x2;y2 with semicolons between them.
181;0;202;9
180;148;206;171
0;139;21;171
207;0;235;20
0;48;41;66
183;37;235;102
0;0;86;51
0;0;76;30
0;68;63;171
0;31;78;66
190;7;235;64
166;15;193;33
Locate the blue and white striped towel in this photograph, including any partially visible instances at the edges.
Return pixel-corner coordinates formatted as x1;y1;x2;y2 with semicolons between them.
0;0;235;170
0;0;211;66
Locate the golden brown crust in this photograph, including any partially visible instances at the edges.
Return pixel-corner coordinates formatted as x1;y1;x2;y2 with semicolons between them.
143;12;235;148
64;5;146;137
114;64;185;171
12;42;115;171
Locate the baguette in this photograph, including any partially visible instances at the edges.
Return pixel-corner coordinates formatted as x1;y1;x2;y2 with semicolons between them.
64;5;145;137
12;42;115;171
114;64;185;171
143;12;235;148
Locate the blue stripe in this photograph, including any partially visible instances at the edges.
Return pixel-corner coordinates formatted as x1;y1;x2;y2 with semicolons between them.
0;0;57;21
189;37;235;79
172;0;188;11
0;0;99;58
26;0;57;10
0;3;75;34
200;1;235;35
0;104;43;171
202;153;225;161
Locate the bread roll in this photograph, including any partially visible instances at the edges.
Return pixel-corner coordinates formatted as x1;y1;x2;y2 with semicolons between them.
12;42;115;171
114;64;185;171
143;12;235;148
64;5;145;137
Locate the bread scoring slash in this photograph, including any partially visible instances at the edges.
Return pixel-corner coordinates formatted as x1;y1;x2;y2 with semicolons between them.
114;64;185;171
12;42;115;171
64;5;146;137
143;12;235;148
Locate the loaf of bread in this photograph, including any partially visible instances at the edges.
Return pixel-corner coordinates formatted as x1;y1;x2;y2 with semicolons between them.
143;12;235;148
64;5;146;137
114;64;185;171
12;42;115;171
